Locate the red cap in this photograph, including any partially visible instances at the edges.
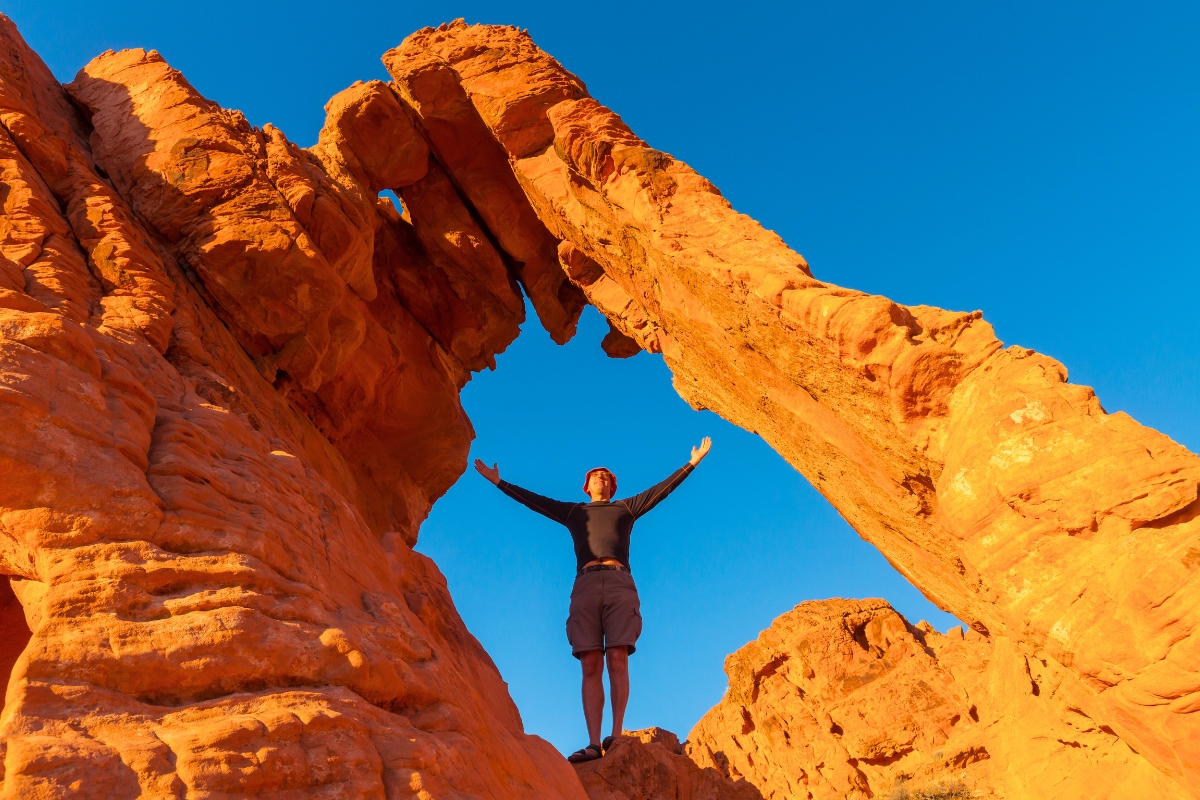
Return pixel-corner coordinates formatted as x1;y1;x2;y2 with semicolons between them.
582;467;617;496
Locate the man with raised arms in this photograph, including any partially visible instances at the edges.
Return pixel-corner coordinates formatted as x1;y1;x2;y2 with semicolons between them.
474;436;713;762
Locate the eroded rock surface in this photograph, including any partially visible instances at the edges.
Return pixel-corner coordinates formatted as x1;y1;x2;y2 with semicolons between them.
0;17;583;799
689;599;1189;799
390;19;1200;795
0;11;1196;799
573;728;763;800
384;40;586;343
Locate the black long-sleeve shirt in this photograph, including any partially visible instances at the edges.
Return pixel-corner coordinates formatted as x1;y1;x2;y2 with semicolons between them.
496;464;696;572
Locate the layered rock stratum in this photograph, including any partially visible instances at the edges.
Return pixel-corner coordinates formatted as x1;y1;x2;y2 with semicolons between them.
0;14;1195;799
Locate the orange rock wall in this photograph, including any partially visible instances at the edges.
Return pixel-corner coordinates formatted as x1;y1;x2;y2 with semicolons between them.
0;17;585;799
388;20;1199;796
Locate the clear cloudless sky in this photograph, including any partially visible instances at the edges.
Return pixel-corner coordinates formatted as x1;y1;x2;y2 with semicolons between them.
9;0;1198;753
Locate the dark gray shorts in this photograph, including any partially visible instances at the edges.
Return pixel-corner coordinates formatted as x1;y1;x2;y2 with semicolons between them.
567;569;642;657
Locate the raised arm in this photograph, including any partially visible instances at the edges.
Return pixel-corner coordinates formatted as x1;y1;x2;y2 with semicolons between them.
475;458;575;523
620;437;711;518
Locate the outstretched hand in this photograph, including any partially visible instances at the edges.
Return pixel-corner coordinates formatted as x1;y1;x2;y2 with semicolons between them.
474;459;500;485
689;436;712;466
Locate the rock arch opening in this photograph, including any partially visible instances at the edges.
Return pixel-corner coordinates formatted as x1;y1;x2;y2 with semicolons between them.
0;578;31;718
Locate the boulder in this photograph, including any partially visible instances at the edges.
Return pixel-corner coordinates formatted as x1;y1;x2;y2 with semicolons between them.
574;728;763;800
689;599;1190;799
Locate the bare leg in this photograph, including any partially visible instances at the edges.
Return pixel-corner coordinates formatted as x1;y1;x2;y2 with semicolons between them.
579;650;605;746
606;646;630;739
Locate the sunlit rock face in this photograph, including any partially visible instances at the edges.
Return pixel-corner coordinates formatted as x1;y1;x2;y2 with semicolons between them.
387;19;1199;799
0;16;583;799
573;727;764;800
689;599;1190;800
0;11;1195;799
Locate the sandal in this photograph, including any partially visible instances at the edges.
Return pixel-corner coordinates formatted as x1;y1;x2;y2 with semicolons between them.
601;735;617;753
567;743;603;763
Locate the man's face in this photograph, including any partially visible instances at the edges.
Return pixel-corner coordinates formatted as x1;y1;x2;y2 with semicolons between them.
588;471;613;497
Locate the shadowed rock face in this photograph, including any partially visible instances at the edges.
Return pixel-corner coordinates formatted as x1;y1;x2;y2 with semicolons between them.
0;12;1194;800
0;582;29;720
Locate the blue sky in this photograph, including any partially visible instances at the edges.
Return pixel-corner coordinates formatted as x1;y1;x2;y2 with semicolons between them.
11;0;1198;753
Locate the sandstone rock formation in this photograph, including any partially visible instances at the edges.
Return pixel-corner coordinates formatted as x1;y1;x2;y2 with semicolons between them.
573;728;763;800
689;599;1189;799
0;17;584;799
387;20;1199;796
0;11;1195;799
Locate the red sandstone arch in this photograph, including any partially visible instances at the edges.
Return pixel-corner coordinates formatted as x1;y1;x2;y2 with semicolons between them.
0;12;1193;799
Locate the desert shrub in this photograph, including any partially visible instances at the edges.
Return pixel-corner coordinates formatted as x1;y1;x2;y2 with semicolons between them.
886;780;973;800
